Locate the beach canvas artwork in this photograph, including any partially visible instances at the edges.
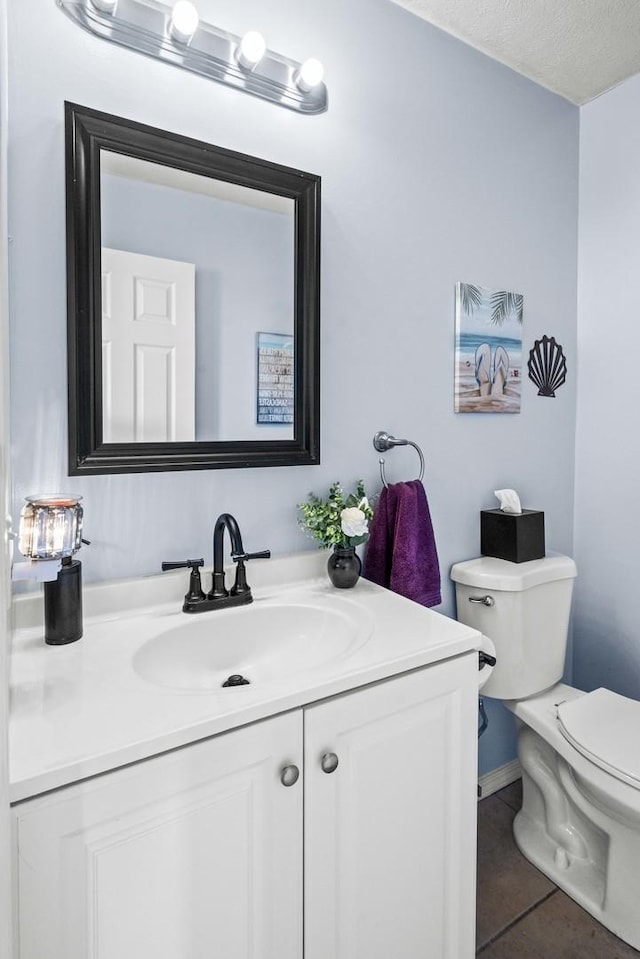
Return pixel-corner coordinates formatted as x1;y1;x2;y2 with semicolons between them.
454;282;524;413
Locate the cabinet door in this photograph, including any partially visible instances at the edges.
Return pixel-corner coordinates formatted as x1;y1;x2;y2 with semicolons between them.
13;711;302;959
304;656;478;959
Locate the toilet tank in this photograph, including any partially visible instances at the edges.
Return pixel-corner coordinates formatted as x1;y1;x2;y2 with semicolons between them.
450;554;577;700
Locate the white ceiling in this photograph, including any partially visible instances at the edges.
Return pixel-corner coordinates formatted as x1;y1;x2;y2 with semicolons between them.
391;0;640;104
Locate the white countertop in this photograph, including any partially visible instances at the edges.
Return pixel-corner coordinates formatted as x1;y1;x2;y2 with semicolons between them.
9;552;480;803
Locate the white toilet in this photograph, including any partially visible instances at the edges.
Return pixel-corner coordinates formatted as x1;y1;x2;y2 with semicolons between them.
451;553;640;951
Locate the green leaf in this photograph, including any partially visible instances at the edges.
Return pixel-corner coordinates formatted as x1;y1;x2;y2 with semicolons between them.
489;291;523;326
459;283;483;315
348;534;367;547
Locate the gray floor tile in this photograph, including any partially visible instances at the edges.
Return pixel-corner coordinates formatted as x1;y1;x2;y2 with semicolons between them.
479;889;640;957
476;794;556;950
495;778;522;812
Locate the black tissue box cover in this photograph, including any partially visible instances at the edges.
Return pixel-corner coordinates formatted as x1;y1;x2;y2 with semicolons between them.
480;509;545;564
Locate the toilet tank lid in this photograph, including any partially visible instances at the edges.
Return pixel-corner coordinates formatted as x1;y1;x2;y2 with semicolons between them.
450;553;577;591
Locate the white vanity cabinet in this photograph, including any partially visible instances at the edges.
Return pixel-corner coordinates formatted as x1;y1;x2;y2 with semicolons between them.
12;655;477;959
304;655;477;959
12;711;304;959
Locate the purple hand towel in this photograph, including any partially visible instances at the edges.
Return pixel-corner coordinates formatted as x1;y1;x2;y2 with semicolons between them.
363;480;441;607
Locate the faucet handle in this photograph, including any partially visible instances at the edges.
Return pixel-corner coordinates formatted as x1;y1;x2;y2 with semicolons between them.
162;559;206;606
161;559;205;572
232;550;271;563
230;549;271;599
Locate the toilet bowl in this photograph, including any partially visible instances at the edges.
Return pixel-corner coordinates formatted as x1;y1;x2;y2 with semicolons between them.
451;554;640;951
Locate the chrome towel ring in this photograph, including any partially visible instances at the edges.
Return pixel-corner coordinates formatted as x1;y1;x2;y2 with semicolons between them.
373;431;425;489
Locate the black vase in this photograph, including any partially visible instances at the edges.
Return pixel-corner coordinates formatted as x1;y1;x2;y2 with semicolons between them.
327;546;362;589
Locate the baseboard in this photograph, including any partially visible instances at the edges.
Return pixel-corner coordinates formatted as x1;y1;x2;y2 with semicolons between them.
478;758;521;799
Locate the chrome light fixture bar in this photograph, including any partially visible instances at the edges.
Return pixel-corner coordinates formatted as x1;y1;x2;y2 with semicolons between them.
58;0;328;114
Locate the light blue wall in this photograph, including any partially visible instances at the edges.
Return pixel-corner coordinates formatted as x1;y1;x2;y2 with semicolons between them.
7;0;579;774
102;174;294;440
574;74;640;700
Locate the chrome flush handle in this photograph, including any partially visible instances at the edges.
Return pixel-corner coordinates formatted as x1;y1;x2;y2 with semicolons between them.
468;595;495;607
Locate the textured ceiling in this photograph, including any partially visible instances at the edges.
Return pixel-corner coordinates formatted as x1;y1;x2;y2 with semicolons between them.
390;0;640;104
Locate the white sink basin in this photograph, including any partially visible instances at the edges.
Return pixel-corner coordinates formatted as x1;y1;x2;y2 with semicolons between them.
133;598;371;692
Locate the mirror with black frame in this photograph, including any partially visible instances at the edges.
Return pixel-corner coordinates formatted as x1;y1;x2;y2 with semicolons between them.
65;102;320;474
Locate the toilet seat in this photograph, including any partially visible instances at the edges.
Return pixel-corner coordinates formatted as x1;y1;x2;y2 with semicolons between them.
557;688;640;790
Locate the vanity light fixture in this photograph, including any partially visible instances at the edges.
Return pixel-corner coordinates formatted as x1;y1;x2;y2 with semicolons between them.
58;0;328;114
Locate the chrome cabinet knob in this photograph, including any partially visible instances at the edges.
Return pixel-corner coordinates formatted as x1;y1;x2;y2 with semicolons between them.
280;764;300;787
321;752;339;774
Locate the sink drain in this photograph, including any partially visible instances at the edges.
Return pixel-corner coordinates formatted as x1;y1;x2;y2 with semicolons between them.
222;673;251;688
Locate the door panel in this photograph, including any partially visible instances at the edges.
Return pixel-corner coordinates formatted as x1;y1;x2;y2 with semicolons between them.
304;658;478;959
14;712;302;959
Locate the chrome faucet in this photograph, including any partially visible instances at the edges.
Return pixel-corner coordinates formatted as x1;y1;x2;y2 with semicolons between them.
162;513;270;613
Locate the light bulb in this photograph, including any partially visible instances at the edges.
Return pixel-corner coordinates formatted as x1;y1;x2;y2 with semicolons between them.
169;0;199;43
237;31;266;69
295;58;324;92
90;0;118;12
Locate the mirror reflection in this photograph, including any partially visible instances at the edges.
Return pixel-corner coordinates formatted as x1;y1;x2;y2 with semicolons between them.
100;152;295;443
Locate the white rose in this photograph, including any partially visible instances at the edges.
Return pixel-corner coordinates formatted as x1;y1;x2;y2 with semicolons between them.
340;506;369;538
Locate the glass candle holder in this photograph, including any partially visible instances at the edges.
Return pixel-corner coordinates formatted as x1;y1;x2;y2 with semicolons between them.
18;496;83;560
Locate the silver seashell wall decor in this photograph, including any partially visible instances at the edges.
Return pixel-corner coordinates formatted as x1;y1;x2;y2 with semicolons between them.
527;335;567;397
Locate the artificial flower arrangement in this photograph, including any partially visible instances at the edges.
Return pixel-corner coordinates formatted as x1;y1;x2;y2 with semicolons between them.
298;480;374;549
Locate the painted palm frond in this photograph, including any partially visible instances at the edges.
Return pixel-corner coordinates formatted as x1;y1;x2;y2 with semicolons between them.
489;291;523;326
459;283;483;314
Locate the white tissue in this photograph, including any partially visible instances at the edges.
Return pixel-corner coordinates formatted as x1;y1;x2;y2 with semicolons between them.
494;488;522;514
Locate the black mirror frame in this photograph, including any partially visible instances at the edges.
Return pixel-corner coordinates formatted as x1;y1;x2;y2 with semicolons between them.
65;102;320;475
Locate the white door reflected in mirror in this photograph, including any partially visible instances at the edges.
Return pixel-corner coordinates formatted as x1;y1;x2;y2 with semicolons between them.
102;248;196;443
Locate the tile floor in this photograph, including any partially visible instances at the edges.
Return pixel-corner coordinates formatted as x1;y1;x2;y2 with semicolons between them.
476;780;640;957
